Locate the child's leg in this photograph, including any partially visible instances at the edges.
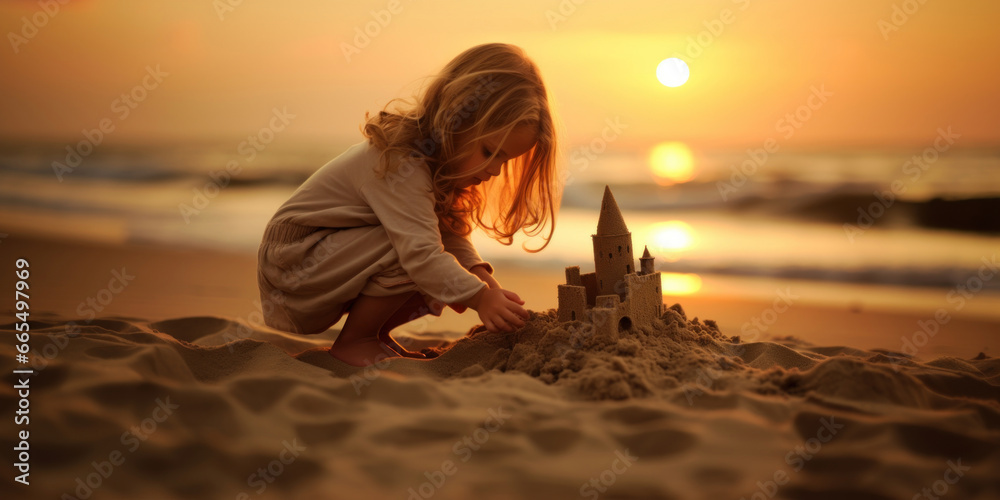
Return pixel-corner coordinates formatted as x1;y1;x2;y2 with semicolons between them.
376;291;434;358
329;292;416;366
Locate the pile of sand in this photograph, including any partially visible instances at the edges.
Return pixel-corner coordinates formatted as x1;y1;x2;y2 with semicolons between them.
307;304;1000;410
414;305;742;401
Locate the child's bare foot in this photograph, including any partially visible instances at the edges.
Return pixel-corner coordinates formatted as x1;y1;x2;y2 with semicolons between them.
328;337;398;367
378;332;427;359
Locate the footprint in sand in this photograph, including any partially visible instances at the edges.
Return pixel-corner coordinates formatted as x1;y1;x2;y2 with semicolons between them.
600;405;672;425
691;466;742;486
85;318;148;334
285;390;343;414
171;390;243;439
229;377;298;413
370;421;466;447
149;316;235;343
85;344;144;360
613;427;698;458
295;420;357;446
893;423;998;461
85;380;172;412
525;427;583;453
800;455;879;476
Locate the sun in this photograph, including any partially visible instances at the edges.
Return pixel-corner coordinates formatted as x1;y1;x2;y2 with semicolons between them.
649;141;695;185
656;58;690;87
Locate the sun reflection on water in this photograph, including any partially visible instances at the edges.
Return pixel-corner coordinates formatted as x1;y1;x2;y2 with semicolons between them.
645;220;696;262
649;141;695;185
661;272;702;295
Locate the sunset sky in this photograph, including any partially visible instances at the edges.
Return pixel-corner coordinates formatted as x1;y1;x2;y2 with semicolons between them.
2;0;998;150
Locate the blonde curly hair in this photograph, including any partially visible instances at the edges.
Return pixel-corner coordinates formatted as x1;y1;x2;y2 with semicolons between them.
361;43;561;252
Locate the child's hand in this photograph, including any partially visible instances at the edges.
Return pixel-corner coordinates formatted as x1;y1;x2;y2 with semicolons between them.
501;289;525;305
470;287;528;332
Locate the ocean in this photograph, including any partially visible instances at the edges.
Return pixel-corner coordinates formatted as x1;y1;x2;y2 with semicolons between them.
2;139;998;297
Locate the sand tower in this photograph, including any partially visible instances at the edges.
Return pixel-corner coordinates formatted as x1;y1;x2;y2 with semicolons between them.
640;246;655;275
593;186;635;298
557;185;664;340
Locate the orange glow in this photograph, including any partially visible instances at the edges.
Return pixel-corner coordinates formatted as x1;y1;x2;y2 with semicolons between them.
1;2;997;146
646;220;696;261
661;273;702;295
649;142;695;185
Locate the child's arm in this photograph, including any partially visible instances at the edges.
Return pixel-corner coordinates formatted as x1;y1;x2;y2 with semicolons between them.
441;227;524;305
359;165;488;308
358;158;526;331
442;234;527;331
469;264;501;289
439;223;494;277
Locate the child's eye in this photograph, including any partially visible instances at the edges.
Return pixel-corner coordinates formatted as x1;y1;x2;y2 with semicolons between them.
482;146;493;158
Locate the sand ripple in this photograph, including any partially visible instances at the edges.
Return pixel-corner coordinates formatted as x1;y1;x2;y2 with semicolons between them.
2;308;999;499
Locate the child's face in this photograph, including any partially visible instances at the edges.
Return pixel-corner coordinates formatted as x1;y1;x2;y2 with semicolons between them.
453;123;538;189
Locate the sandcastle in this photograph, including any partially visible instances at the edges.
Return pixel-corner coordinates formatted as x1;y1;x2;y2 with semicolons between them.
557;185;665;337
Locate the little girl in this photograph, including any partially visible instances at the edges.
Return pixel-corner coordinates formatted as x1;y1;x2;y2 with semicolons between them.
256;43;560;367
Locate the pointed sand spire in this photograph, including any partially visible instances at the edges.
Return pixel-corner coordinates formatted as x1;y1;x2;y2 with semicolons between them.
595;185;629;235
641;245;652;259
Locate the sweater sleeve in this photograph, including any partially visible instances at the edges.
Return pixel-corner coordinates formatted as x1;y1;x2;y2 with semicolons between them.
439;221;494;275
358;163;487;305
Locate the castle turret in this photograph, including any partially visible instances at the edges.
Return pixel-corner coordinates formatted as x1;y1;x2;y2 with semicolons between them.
640;245;655;275
592;185;634;298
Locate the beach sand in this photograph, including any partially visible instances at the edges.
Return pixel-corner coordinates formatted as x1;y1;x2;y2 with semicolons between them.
2;234;999;499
